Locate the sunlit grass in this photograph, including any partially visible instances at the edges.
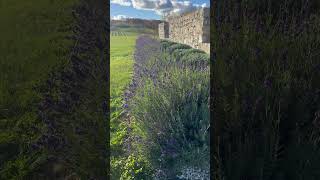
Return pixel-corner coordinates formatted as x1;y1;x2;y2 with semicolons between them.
110;34;136;140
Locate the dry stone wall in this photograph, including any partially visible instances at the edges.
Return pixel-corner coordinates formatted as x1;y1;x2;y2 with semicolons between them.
159;7;210;54
159;22;169;38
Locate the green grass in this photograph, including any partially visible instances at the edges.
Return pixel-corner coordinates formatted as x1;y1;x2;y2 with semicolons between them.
0;0;75;122
0;0;76;178
110;33;138;179
0;0;109;178
111;25;156;35
110;34;136;144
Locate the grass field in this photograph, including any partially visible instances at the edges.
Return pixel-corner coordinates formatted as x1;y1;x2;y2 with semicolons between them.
111;25;156;35
110;32;138;179
0;0;75;178
0;0;74;120
0;1;108;178
110;33;136;145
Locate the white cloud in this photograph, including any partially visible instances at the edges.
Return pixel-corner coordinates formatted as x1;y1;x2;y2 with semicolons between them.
201;3;208;8
112;14;133;20
111;0;132;6
120;0;209;16
132;0;156;10
169;0;196;15
194;3;208;8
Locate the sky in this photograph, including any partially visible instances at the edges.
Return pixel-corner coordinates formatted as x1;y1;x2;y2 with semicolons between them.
111;0;210;20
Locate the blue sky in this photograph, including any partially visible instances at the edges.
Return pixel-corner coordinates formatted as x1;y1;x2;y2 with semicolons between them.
111;0;210;20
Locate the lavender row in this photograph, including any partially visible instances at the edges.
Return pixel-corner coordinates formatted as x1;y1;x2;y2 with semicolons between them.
122;35;210;178
123;36;210;110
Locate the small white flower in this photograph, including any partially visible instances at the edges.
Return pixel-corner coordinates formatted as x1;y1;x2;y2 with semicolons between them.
177;166;209;180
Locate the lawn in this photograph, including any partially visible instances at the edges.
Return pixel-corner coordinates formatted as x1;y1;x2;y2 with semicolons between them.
110;32;139;179
0;0;75;178
0;0;108;178
110;34;137;142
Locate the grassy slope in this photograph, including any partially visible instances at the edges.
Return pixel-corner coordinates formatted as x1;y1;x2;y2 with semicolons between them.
0;0;75;178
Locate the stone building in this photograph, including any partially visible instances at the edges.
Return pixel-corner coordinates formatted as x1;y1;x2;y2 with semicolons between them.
158;7;210;54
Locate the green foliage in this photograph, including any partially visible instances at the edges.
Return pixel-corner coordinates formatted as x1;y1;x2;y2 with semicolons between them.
111;122;128;156
128;39;210;178
0;0;108;178
110;35;136;125
212;0;320;179
173;48;205;58
168;43;191;53
160;40;176;51
0;0;75;178
110;34;137;179
121;155;153;180
111;20;158;36
180;52;209;66
111;154;153;180
160;41;209;72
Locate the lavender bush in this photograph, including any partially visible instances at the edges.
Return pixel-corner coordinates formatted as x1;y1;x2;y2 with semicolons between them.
212;1;320;179
122;35;210;178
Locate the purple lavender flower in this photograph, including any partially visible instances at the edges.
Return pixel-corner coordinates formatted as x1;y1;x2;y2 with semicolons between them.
123;104;129;108
264;76;273;89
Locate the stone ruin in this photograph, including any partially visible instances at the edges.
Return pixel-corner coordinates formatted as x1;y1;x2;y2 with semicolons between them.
158;7;210;54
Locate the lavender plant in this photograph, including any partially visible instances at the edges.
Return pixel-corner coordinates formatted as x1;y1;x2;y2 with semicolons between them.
123;35;210;178
212;0;320;179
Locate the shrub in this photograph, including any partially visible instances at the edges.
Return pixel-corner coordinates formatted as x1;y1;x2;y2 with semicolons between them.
125;35;210;178
168;43;191;53
111;155;153;180
212;0;320;179
180;52;209;70
159;40;209;70
160;40;176;51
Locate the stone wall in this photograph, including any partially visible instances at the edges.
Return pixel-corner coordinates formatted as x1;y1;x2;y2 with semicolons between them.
159;7;210;54
159;22;169;39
